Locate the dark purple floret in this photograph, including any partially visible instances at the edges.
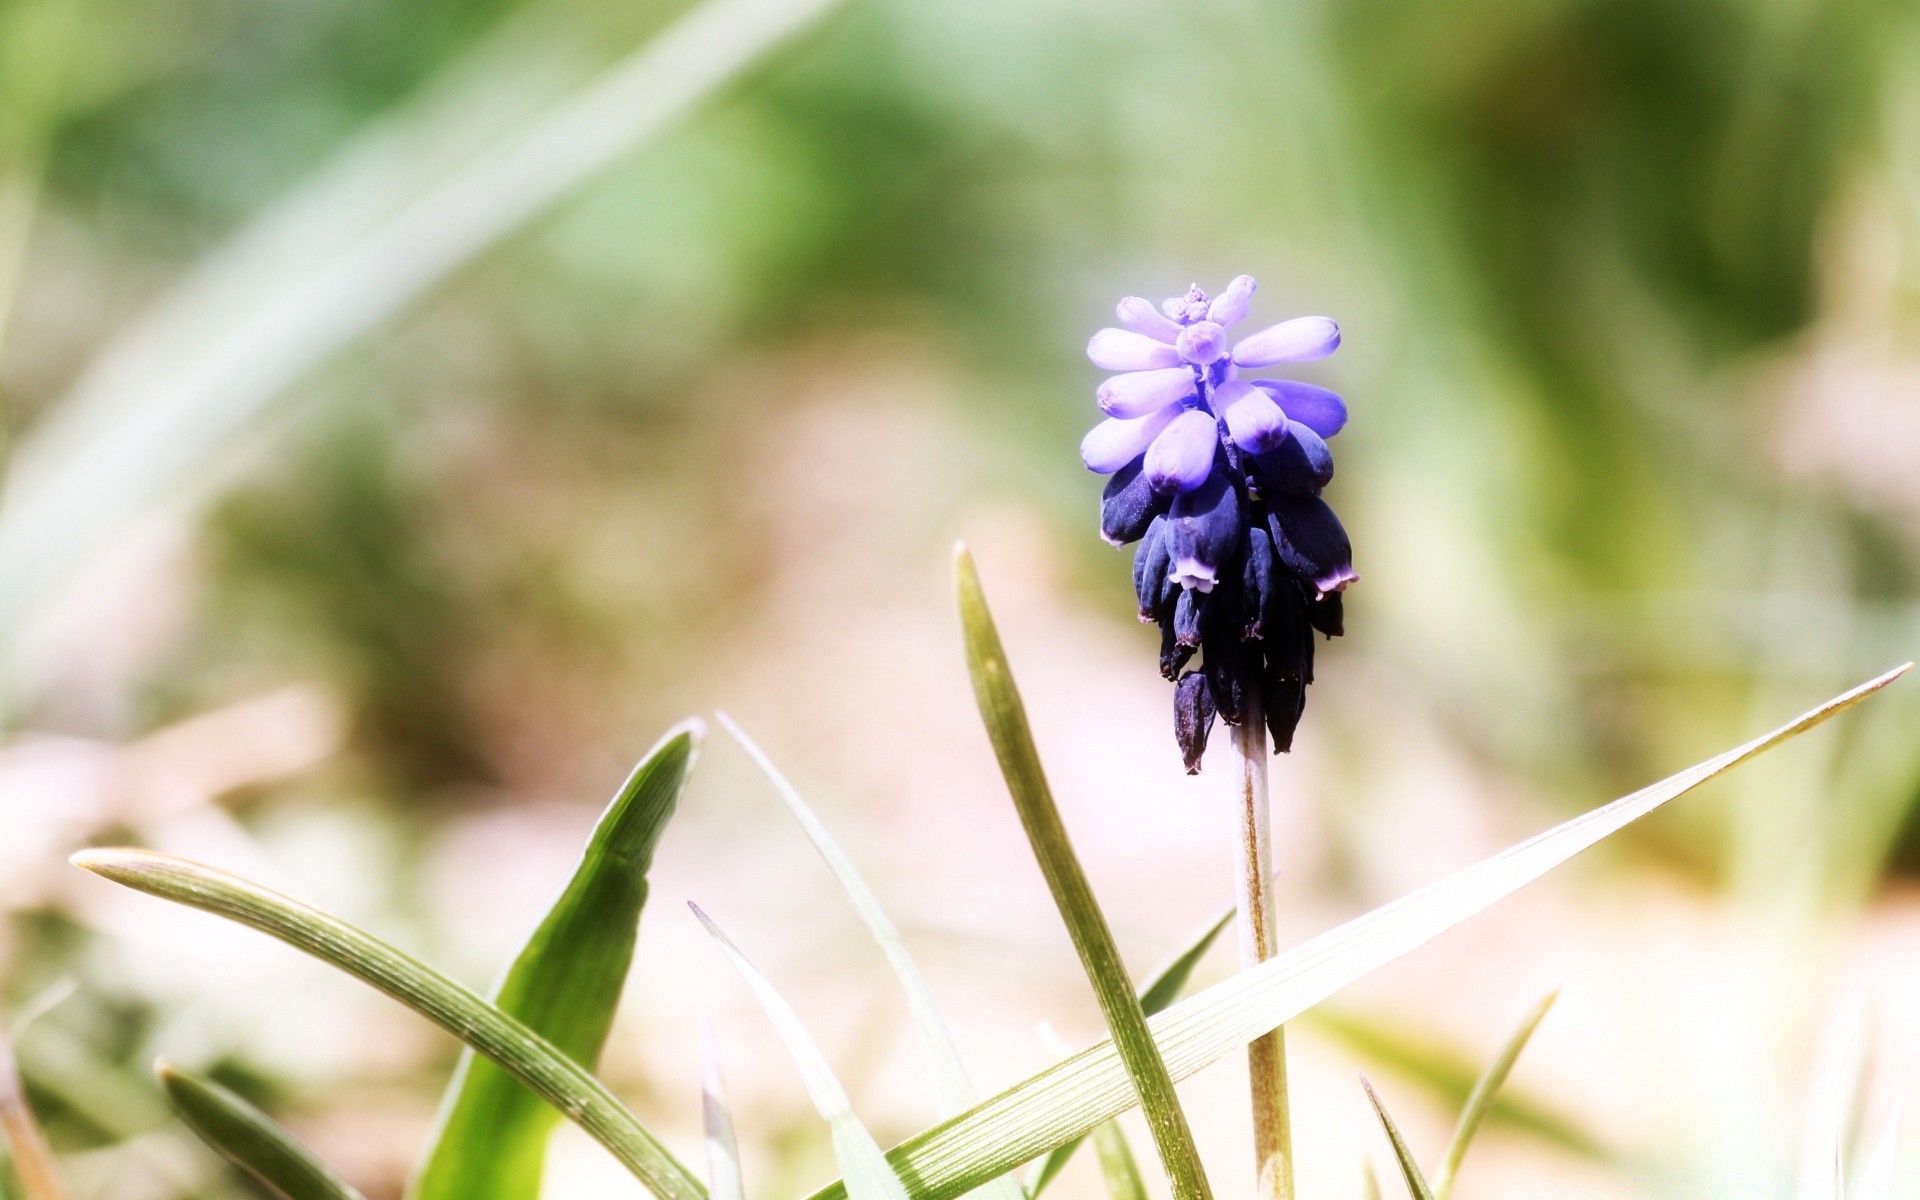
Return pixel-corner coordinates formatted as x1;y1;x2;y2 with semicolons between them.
1080;275;1357;770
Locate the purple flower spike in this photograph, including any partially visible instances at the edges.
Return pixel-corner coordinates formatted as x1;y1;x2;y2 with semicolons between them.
1143;409;1220;494
1079;276;1355;768
1231;316;1341;368
1097;367;1196;418
1088;328;1183;371
1081;406;1179;473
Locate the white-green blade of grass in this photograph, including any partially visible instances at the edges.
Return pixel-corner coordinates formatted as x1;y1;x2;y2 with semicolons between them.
718;713;1024;1200
955;545;1213;1200
691;904;909;1200
1800;998;1867;1200
157;1061;365;1200
801;663;1908;1200
1026;912;1232;1198
1430;990;1557;1200
68;849;707;1200
1036;1024;1146;1200
1361;1076;1437;1200
412;721;701;1200
1362;1160;1382;1200
700;1018;746;1200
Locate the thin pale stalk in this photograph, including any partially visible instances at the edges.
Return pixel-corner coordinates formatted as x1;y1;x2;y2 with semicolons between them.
1232;690;1292;1200
0;1026;66;1200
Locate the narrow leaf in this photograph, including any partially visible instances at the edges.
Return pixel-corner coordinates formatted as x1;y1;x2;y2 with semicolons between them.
1361;1076;1436;1200
68;850;707;1200
803;664;1908;1200
720;712;1024;1200
0;1024;65;1200
1089;1122;1149;1200
954;545;1212;1200
691;904;909;1200
157;1061;365;1200
1430;990;1557;1200
413;721;701;1200
700;1018;746;1200
1362;1161;1382;1200
1027;912;1232;1198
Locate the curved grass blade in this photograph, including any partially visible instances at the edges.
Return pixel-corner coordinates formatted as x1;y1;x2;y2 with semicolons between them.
1430;990;1557;1200
68;850;707;1200
719;713;1024;1200
1361;1076;1436;1200
691;904;909;1200
412;721;702;1200
1090;1122;1148;1200
1027;912;1232;1198
1308;1006;1596;1160
802;664;1908;1200
699;1018;745;1200
0;1023;65;1200
955;545;1212;1200
157;1061;365;1200
1362;1161;1382;1200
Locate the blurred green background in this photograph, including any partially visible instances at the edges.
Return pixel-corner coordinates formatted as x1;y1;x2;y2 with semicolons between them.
4;0;1920;1194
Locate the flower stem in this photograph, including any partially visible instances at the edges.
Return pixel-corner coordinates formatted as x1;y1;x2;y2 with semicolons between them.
1232;688;1293;1200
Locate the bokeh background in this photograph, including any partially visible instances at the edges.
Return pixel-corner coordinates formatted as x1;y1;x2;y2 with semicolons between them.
3;0;1920;1195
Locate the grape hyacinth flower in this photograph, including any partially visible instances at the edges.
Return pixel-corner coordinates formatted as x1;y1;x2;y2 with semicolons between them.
1080;277;1355;771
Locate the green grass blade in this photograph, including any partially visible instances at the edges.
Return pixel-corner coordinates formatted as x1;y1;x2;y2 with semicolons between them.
800;664;1907;1200
691;904;909;1200
1429;990;1557;1200
1309;1006;1597;1162
719;713;1024;1200
412;721;701;1200
69;850;708;1200
157;1061;365;1200
954;545;1213;1200
1362;1161;1382;1200
1089;1122;1148;1200
1362;1076;1437;1200
700;1018;746;1200
0;1022;65;1200
1027;912;1232;1198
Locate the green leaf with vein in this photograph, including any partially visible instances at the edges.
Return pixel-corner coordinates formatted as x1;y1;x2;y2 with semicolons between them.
69;850;708;1200
1026;912;1232;1199
1090;1121;1148;1200
412;721;700;1200
692;904;910;1200
955;545;1213;1200
1430;990;1556;1200
718;713;1023;1200
157;1060;365;1200
802;663;1908;1200
1362;1076;1437;1200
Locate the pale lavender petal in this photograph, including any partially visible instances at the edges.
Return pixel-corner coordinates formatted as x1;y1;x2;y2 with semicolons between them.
1253;380;1347;438
1079;406;1179;473
1222;384;1289;454
1116;296;1183;343
1230;316;1341;368
1143;409;1219;494
1097;367;1196;418
1206;275;1258;326
1175;321;1230;365
1087;327;1182;371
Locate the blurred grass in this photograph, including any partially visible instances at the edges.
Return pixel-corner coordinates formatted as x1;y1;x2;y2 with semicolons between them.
2;0;1919;1193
